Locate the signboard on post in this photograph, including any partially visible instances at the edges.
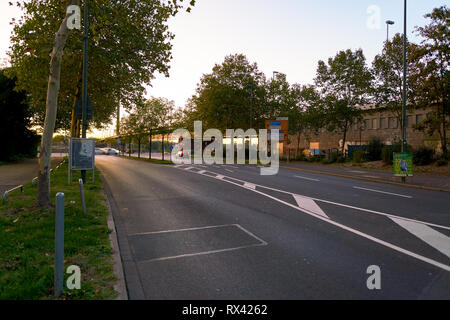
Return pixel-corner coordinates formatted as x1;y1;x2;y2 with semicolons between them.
393;152;413;177
265;119;289;141
69;138;95;184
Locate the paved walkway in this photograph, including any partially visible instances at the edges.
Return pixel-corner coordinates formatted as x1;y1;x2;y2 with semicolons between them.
0;157;63;195
280;161;450;192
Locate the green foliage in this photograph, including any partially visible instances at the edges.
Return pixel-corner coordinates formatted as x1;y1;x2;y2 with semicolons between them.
413;146;435;165
412;6;450;158
315;49;372;153
372;33;419;130
0;69;40;162
436;159;448;166
366;137;384;161
352;149;365;163
188;54;267;131
7;0;195;131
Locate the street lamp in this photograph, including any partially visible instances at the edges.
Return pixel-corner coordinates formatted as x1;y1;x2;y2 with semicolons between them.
401;0;407;183
386;20;395;42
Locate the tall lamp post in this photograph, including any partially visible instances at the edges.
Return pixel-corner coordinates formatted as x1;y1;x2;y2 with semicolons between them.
401;0;408;183
81;1;89;183
386;20;395;42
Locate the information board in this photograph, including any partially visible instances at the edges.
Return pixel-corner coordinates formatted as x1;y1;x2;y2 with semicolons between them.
393;152;413;177
69;138;95;184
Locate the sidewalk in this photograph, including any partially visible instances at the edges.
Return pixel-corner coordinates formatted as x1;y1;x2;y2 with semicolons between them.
0;157;63;195
280;161;450;192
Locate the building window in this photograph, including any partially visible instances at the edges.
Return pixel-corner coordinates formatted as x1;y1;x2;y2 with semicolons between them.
388;117;398;129
372;118;377;130
407;115;413;128
416;114;424;124
380;118;386;129
364;119;370;130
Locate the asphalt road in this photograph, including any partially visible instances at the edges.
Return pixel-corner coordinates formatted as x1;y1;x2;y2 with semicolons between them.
96;155;450;299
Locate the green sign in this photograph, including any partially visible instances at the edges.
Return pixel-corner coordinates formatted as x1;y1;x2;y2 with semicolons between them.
394;152;413;177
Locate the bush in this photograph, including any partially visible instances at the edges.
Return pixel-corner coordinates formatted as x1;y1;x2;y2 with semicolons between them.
436;159;448;166
353;149;365;163
366;137;384;161
413;147;435;166
295;152;306;161
336;155;346;163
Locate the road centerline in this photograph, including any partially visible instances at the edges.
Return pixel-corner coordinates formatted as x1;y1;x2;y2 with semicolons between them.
353;186;412;198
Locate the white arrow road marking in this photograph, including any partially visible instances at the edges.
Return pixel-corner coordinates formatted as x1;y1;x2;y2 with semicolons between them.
198;170;206;174
244;182;256;190
215;175;224;180
293;194;329;219
391;217;450;258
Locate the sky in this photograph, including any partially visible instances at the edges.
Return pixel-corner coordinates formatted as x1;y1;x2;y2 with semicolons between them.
0;0;447;138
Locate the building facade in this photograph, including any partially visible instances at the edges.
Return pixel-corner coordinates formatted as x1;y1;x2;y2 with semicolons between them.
285;107;448;156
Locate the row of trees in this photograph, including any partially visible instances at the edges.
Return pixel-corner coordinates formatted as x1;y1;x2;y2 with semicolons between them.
120;97;182;157
179;6;449;158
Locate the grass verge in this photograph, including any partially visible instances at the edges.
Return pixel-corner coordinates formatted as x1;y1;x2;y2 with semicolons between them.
0;158;117;300
120;155;173;164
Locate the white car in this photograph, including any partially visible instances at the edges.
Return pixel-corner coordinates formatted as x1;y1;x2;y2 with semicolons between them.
104;148;119;155
95;147;106;155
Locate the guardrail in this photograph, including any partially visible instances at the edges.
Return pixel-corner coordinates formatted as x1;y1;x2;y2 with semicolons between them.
2;185;23;204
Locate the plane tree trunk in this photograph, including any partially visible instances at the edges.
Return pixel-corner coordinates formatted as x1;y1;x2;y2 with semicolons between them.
36;0;79;207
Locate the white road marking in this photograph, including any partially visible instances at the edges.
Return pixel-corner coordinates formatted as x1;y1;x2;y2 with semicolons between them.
172;166;450;271
353;186;412;198
198;170;206;174
215;175;224;180
225;169;234;173
391;218;450;258
131;224;267;263
244;182;256;190
293;194;329;219
294;175;320;182
183;167;194;171
177;167;449;231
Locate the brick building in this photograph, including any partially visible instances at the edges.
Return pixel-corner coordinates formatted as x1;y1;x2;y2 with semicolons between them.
285;106;448;157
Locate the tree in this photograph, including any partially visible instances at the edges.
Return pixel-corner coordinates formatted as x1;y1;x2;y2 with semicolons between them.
189;54;267;131
412;6;449;158
8;0;195;132
8;0;195;207
0;68;40;162
372;33;420;134
120;97;175;158
315;49;373;154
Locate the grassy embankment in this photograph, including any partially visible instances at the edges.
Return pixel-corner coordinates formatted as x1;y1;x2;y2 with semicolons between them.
0;158;117;299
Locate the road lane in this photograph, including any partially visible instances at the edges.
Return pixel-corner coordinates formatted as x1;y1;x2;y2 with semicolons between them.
97;156;450;299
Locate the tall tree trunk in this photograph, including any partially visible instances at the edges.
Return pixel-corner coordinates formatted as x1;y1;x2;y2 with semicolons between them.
149;129;152;159
138;139;141;158
36;0;79;207
341;123;348;156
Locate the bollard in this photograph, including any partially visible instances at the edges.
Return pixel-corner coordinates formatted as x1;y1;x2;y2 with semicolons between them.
54;192;65;297
79;179;87;214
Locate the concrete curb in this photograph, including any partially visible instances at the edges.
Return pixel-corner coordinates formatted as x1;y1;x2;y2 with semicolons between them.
280;165;450;194
101;174;129;300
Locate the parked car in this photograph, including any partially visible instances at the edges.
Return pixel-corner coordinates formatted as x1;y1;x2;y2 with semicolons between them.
104;148;119;155
95;147;106;155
